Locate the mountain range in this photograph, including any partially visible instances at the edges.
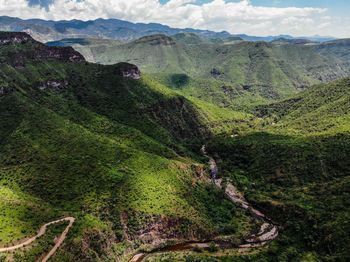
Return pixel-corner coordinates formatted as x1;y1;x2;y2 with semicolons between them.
0;15;336;43
0;16;349;262
50;33;350;111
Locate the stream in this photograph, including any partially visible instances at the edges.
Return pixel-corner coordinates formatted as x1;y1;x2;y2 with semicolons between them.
129;146;278;262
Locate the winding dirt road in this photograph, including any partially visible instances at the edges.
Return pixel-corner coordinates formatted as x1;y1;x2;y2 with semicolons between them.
129;146;278;261
0;217;75;261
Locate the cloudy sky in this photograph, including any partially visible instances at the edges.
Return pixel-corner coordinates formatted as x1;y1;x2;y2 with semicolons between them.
0;0;349;37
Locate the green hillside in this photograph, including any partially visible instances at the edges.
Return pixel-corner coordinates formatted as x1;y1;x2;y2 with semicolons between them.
66;34;350;109
58;33;350;111
316;39;350;62
206;78;350;261
0;33;255;261
256;77;350;135
1;31;350;262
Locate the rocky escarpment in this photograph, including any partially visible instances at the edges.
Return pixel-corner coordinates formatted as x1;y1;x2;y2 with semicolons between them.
33;45;85;63
0;32;85;68
309;64;350;82
115;62;141;79
0;32;34;45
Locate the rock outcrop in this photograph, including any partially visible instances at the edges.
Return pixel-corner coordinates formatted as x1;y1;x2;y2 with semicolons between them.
0;31;85;66
0;32;34;45
33;46;85;63
115;62;141;80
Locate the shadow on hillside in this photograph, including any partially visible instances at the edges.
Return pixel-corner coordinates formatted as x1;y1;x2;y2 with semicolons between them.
70;64;211;147
168;73;189;88
209;131;350;185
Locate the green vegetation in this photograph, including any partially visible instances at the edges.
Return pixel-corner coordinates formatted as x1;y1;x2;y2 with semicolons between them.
11;222;69;262
68;34;350;110
0;33;255;261
1;31;349;261
205;78;350;261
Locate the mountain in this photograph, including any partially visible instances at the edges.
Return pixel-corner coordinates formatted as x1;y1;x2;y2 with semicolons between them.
0;16;233;42
1;31;349;262
60;34;350;110
270;37;317;45
237;34;336;42
0;16;336;44
0;32;253;261
316;38;350;62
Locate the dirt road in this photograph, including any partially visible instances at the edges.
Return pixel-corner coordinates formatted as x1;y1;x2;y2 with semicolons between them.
0;216;75;261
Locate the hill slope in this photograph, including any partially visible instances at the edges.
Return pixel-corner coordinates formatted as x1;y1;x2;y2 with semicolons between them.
1;31;349;262
256;77;350;134
67;34;350;109
0;32;255;261
206;78;350;261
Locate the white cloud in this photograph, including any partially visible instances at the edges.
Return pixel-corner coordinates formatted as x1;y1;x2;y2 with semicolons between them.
0;0;349;37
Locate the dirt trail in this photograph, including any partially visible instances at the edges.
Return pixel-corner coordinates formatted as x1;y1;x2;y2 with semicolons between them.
129;146;279;261
0;217;75;261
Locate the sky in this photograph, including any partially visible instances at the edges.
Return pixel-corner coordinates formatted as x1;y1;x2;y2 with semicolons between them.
0;0;349;37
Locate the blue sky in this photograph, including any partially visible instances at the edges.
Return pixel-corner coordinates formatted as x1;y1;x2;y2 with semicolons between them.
3;0;350;37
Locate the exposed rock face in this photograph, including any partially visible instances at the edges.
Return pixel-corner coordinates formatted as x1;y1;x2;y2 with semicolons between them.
0;31;85;66
38;80;69;90
0;32;34;45
116;62;141;79
33;46;85;63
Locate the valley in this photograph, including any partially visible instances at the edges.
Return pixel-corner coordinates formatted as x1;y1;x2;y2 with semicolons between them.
0;23;349;262
128;148;279;261
53;33;350;112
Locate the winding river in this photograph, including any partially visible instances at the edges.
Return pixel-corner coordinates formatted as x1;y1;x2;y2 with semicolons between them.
129;146;279;262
